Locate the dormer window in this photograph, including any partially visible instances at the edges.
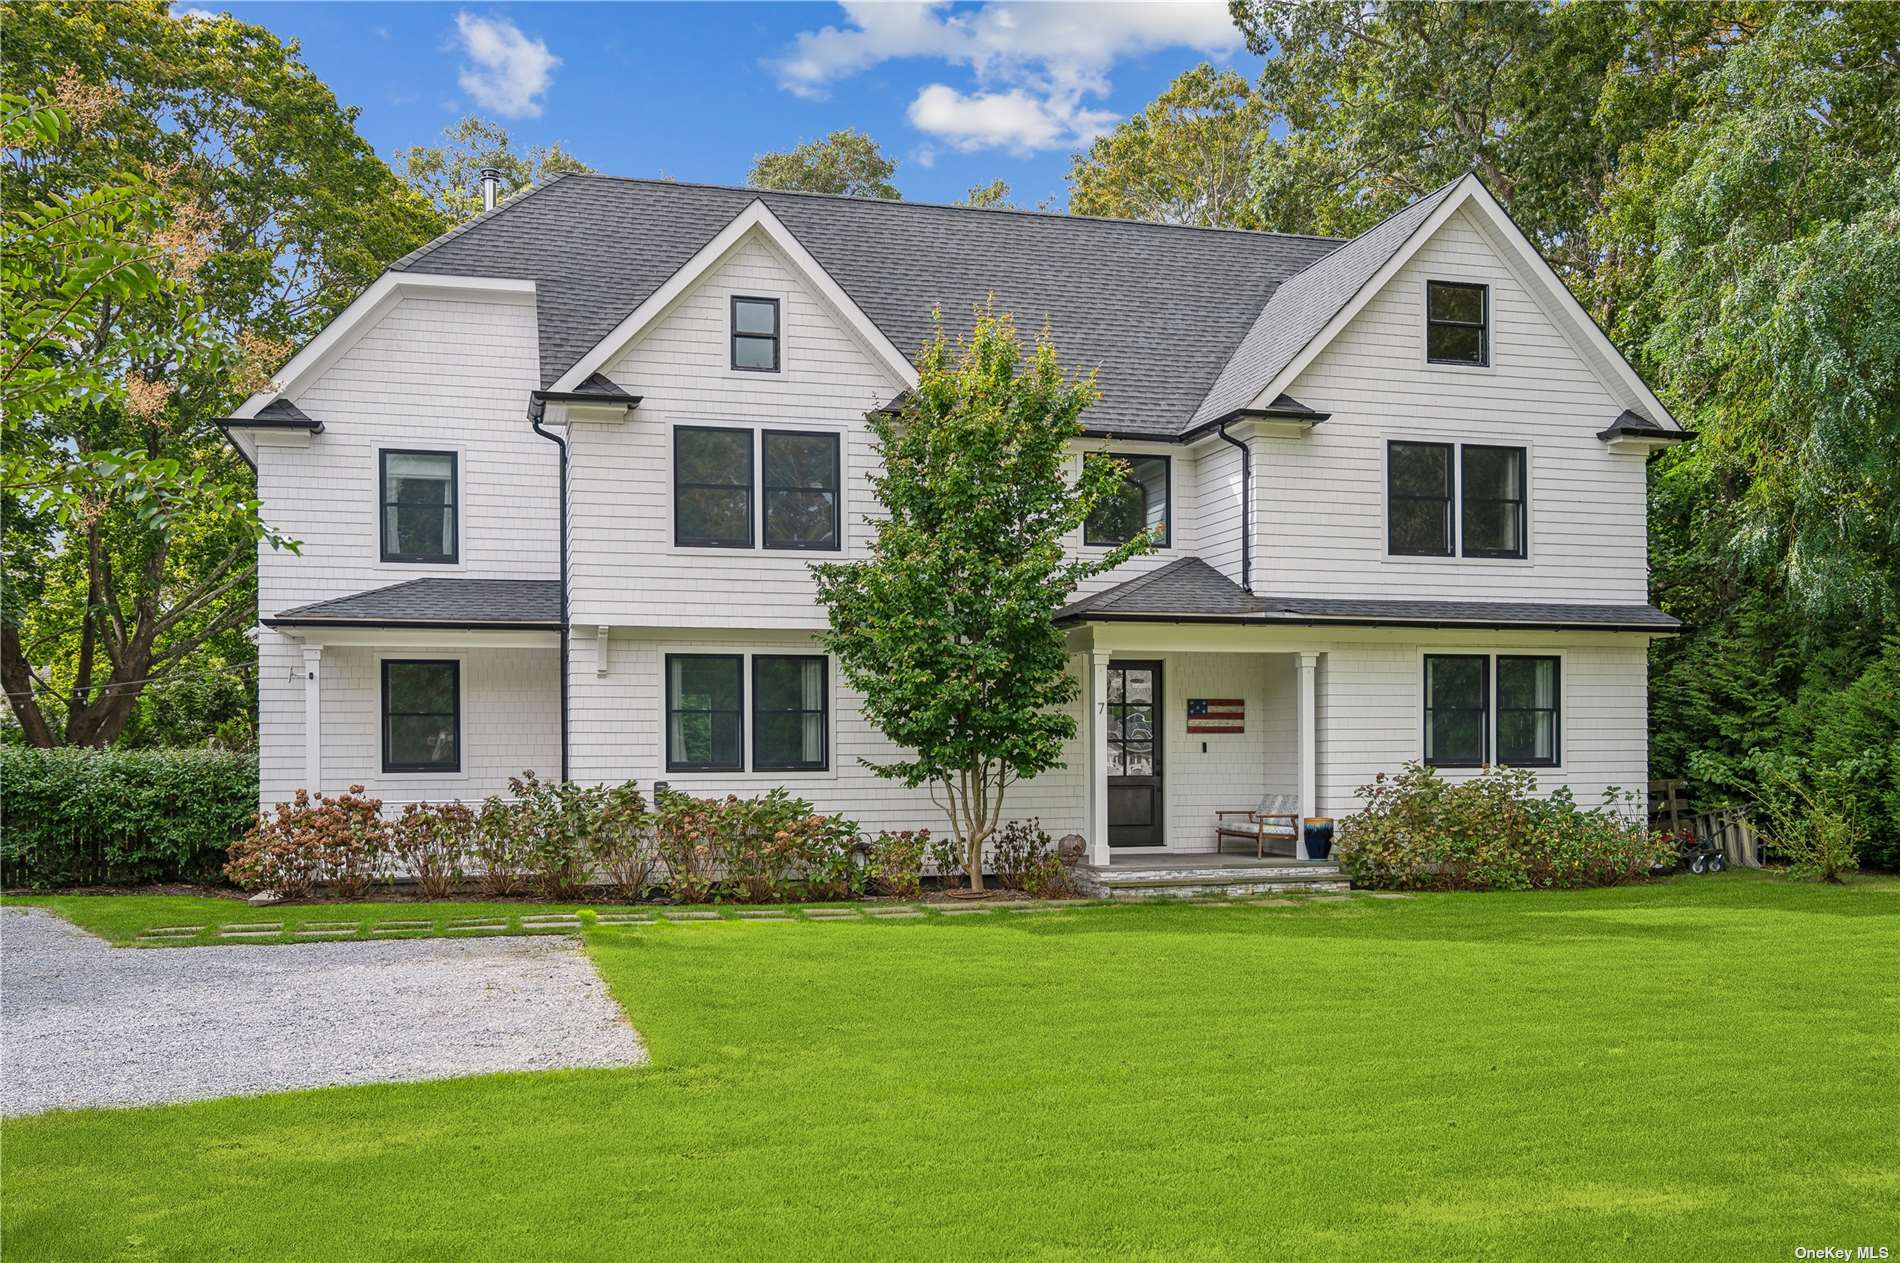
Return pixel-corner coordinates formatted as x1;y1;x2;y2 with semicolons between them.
731;296;780;371
1426;281;1488;367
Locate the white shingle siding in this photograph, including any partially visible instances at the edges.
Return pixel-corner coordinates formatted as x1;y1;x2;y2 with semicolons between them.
256;292;556;619
1257;207;1649;604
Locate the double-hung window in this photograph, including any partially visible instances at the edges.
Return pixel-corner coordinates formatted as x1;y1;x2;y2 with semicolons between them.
731;296;780;371
665;651;831;772
1388;441;1527;559
380;450;457;563
382;660;460;773
666;654;744;771
752;655;828;771
1083;453;1170;548
1426;281;1488;366
674;426;841;550
1423;653;1561;769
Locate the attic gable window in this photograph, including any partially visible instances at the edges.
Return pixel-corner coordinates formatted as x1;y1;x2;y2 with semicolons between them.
380;450;457;564
1426;281;1488;367
731;296;780;372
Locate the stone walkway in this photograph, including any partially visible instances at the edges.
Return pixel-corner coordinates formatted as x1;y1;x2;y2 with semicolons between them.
0;906;645;1117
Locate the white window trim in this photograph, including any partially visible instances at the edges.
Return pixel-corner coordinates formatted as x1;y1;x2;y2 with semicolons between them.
1419;276;1498;376
1414;646;1568;774
372;441;469;575
663;418;849;558
720;285;792;382
372;650;473;785
1379;435;1535;566
655;643;839;783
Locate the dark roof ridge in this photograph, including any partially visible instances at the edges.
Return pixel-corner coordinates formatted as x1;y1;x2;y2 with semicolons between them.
510;171;1347;244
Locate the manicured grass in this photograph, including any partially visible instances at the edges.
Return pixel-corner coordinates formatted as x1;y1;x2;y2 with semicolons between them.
5;875;1897;1259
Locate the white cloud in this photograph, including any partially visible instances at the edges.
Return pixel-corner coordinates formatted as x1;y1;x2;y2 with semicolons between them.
453;12;559;119
774;0;1241;152
170;6;221;20
910;143;938;169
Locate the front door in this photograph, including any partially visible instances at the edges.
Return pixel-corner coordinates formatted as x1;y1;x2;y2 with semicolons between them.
1107;660;1163;846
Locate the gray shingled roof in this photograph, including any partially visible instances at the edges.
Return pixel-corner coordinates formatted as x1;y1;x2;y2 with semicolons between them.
1059;556;1679;631
390;175;1342;439
219;398;321;429
269;579;561;628
1597;409;1688;441
1189;180;1461;429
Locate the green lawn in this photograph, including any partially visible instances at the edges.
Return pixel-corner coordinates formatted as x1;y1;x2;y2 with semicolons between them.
5;875;1897;1260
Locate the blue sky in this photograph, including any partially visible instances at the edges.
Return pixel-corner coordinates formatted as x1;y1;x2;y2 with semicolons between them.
184;1;1263;209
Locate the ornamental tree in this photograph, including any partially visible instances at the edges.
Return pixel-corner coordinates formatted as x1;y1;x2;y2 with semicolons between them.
812;307;1156;891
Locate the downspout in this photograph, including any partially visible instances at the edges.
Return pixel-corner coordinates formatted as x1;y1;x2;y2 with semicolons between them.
528;396;570;780
1215;421;1252;593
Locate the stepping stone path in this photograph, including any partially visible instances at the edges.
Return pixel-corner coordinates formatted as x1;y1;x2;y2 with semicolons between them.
661;910;720;921
871;909;925;919
1253;899;1300;907
736;910;791;920
1364;892;1414;899
935;907;992;916
800;909;861;920
219;923;283;940
137;926;205;941
1311;895;1352;904
593;911;654;925
519;915;583;930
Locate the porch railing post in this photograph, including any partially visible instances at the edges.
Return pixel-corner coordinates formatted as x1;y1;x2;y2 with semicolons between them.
1089;648;1113;867
1296;651;1319;860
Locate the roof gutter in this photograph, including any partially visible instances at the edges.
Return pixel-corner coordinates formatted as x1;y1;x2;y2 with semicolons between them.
1215;421;1252;593
263;618;561;632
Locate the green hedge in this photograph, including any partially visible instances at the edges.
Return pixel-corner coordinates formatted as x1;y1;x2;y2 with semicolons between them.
0;747;257;888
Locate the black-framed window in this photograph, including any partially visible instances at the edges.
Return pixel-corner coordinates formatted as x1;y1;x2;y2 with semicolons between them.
1497;656;1560;767
380;450;457;563
1084;453;1170;548
731;296;780;372
762;430;840;551
753;655;828;771
1423;655;1488;768
1462;445;1527;559
675;426;754;547
382;659;460;773
666;654;743;771
1388;441;1454;556
1427;281;1488;366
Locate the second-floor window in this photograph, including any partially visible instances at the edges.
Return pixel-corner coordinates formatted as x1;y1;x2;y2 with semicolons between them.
1084;453;1170;547
1426;281;1488;366
1388;440;1527;560
731;296;780;371
381;450;457;563
675;426;841;551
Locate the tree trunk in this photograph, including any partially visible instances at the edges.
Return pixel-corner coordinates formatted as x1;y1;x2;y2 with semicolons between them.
1;623;59;747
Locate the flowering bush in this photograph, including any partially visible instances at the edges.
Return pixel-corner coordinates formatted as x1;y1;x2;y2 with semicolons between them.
927;832;966;890
225;786;390;899
867;829;928;899
473;794;529;897
591;781;657;901
653;787;860;903
509;770;603;901
654;788;723;904
989;819;1052;891
1334;763;1673;891
391;801;474;899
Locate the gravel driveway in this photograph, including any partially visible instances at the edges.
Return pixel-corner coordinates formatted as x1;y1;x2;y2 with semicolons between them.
0;906;646;1117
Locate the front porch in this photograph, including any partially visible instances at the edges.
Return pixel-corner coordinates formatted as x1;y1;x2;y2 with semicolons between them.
1071;851;1348;900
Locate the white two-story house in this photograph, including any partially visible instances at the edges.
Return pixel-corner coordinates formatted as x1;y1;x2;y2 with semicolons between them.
218;172;1685;873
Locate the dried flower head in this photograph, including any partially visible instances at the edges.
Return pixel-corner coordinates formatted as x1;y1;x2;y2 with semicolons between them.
151;198;218;280
123;372;173;421
52;68;120;132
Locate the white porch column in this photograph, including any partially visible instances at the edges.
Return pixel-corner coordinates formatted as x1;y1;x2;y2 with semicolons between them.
1296;651;1319;860
1088;648;1113;866
302;644;324;793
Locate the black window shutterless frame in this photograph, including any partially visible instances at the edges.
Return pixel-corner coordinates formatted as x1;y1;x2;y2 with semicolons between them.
730;296;781;372
379;449;458;563
1423;654;1489;768
1496;655;1561;768
1460;444;1528;560
752;654;829;771
674;426;755;548
665;653;744;772
1387;441;1455;557
381;659;461;773
1426;280;1489;367
761;429;842;551
1083;453;1171;549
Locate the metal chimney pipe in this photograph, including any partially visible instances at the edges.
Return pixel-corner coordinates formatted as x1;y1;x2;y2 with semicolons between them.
478;166;502;212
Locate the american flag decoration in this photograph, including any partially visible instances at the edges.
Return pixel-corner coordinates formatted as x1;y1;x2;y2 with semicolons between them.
1186;698;1244;734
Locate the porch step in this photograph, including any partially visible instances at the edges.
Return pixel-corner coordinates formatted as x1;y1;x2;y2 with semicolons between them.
1072;862;1350;901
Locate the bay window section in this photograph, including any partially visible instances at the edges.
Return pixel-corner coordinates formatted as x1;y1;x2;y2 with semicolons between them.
674;427;753;547
1497;656;1560;767
752;655;828;771
1084;453;1170;547
762;431;840;550
666;654;743;771
1423;654;1488;768
1388;441;1454;557
1461;445;1527;559
382;660;460;773
380;450;457;563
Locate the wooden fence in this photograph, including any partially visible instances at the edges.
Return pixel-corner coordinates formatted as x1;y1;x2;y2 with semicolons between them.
1649;780;1764;868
